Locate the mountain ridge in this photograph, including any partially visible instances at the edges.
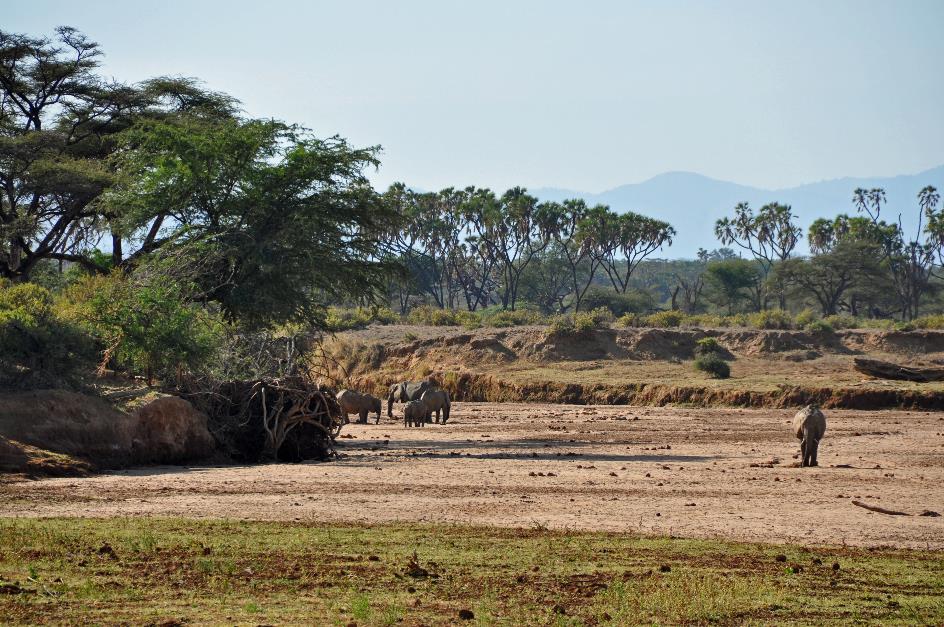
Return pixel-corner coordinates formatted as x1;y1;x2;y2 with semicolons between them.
532;165;944;258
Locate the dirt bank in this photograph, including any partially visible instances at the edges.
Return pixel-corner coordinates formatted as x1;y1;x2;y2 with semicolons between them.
327;325;944;408
3;403;942;549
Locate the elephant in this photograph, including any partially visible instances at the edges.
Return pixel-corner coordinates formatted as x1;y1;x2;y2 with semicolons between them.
420;389;451;424
793;404;826;467
386;380;433;418
403;400;427;427
337;389;382;424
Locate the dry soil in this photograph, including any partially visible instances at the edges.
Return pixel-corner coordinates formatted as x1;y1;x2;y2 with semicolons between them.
2;403;942;549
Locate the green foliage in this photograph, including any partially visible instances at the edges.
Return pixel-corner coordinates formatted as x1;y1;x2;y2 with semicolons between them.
62;273;224;382
0;282;94;388
614;313;643;328
912;314;944;330
747;309;794;330
822;314;860;330
479;307;543;328
643;310;685;328
579;287;653;316
693;353;731;379
804;319;835;335
547;309;611;337
407;306;478;327
325;307;400;332
694;337;723;357
794;308;817;328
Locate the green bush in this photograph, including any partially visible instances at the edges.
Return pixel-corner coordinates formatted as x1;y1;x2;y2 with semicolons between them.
794;308;817;328
615;313;642;328
682;314;725;328
693;353;730;379
911;314;944;330
407;305;478;327
721;313;750;327
747;309;794;330
579;287;653;317
643;310;685;328
62;273;223;383
804;319;834;335
479;307;543;328
0;282;95;387
694;337;724;357
823;314;860;330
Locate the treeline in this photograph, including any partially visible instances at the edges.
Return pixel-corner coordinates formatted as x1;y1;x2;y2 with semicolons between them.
3;27;944;389
378;186;944;321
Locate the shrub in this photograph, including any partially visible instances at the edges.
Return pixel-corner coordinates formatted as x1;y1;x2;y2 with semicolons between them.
911;314;944;330
579;287;653;317
548;314;576;336
62;273;223;383
615;313;642;328
693;353;730;379
408;306;479;327
694;337;724;357
682;314;725;328
573;312;597;334
325;307;372;331
722;313;750;327
479;307;543;327
644;310;685;328
0;282;95;387
823;314;860;330
748;309;794;330
804;319;834;335
794;308;817;328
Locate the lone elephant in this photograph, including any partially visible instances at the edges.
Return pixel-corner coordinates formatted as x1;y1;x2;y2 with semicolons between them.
420;388;451;424
793;404;826;467
337;389;382;424
403;400;427;428
386;380;433;418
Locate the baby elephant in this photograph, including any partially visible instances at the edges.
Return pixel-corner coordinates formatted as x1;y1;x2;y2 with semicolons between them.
793;404;826;467
403;400;427;428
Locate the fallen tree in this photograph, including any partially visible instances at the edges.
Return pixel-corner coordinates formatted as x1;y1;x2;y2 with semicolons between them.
852;358;944;382
184;377;343;463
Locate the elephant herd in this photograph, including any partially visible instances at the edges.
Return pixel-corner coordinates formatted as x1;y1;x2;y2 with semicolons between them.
336;386;825;465
336;381;451;428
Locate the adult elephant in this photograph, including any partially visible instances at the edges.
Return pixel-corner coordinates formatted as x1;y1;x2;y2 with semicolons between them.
386;380;433;418
420;389;451;424
337;389;382;424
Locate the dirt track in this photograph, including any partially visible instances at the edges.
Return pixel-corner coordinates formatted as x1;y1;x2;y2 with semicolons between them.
2;403;942;549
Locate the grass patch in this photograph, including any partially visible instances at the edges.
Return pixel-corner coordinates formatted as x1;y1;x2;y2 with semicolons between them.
0;518;941;625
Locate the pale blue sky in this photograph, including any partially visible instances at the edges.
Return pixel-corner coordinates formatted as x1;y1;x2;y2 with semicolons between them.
7;0;944;192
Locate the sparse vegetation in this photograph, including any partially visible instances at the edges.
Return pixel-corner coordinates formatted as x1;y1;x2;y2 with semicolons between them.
694;353;731;379
0;518;941;626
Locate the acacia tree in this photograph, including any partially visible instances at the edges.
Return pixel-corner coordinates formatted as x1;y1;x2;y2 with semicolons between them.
108;115;397;328
850;186;941;319
550;199;608;311
671;249;709;313
0;27;235;280
584;208;675;294
776;241;884;316
714;202;801;309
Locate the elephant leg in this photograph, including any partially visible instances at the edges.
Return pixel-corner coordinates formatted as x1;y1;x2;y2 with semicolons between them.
810;439;819;467
800;440;808;467
359;409;368;424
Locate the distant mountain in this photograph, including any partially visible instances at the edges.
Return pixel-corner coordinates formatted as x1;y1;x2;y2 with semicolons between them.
533;165;944;258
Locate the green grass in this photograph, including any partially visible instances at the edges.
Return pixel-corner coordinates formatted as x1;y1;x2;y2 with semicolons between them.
0;519;941;625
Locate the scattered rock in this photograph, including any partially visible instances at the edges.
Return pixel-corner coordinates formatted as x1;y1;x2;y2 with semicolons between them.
458;609;475;620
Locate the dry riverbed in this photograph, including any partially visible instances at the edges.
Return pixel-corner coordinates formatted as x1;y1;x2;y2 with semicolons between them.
2;403;943;549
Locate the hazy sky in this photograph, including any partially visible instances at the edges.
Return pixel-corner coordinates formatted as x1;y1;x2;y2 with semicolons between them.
7;0;944;193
